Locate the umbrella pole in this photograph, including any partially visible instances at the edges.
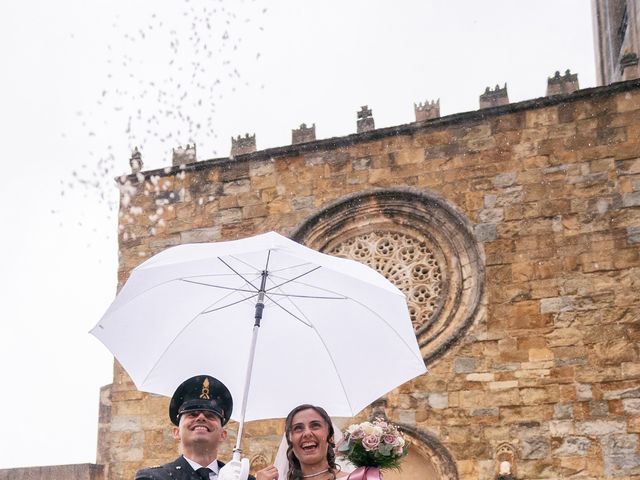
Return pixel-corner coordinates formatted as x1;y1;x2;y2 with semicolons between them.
233;270;268;458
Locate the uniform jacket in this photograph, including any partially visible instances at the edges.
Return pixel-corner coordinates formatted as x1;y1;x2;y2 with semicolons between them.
135;455;255;480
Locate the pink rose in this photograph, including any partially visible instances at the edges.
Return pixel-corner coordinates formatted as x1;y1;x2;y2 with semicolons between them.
382;434;397;445
350;427;365;440
362;435;381;452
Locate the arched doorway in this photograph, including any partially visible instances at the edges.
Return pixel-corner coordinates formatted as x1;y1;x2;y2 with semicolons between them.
384;448;439;480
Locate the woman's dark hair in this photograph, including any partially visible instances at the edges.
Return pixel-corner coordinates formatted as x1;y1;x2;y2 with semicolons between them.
285;404;338;480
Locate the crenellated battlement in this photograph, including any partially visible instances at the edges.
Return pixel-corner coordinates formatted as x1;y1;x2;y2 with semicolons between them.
129;70;589;173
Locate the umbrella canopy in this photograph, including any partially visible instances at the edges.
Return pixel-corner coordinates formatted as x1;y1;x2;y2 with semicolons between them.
91;231;426;422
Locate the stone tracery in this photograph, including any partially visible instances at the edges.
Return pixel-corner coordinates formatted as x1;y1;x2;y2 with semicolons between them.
329;231;443;331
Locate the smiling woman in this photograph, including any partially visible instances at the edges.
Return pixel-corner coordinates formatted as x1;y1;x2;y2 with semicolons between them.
284;405;347;480
256;404;348;480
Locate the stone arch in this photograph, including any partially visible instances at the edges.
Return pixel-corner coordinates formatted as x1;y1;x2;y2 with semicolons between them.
249;453;269;475
291;187;484;365
387;424;459;480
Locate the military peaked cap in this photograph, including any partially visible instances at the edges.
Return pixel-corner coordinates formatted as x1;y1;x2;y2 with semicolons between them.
169;375;233;426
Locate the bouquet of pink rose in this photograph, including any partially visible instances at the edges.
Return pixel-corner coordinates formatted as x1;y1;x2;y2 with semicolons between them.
338;417;408;471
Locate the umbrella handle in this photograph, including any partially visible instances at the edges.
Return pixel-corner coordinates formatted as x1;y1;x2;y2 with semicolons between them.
234;270;268;454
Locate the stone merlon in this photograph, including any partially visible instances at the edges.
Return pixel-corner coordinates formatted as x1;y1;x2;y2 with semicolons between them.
414;99;440;122
479;83;509;109
172;144;197;166
230;133;256;157
292;123;316;144
546;69;579;96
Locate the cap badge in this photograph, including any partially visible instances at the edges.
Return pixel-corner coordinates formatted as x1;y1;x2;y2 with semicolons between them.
200;377;210;399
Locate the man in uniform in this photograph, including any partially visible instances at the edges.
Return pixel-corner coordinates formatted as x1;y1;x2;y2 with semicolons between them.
135;374;240;480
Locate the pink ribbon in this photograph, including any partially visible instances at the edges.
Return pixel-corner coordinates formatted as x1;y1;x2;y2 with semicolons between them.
346;467;383;480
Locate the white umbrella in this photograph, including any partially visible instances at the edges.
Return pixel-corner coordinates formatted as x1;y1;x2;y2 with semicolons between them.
91;231;426;458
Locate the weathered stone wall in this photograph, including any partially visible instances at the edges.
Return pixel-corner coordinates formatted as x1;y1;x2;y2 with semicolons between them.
0;464;104;480
106;79;640;479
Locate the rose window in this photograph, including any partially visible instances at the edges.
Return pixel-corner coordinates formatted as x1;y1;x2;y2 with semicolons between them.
329;232;443;331
292;189;484;364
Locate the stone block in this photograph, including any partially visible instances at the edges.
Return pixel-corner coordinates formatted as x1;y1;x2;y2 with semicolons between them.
623;398;640;414
553;436;591;456
520;387;551;405
218;195;239;209
520;436;550;459
466;372;494;382
511;261;535;282
529;348;554;361
243;204;268;219
629;416;640;433
474;223;497;242
110;415;141;432
590;400;610;417
249;160;275;177
627;226;640;244
617;90;640;112
594;339;636;365
222;179;251;195
218;208;242;224
454;357;477;374
471;407;499;417
495;187;524;206
549;419;575;436
489;380;518;391
622;192;640;207
478;207;504;223
576;383;593;401
554;403;573;419
484;193;497;208
526;107;559;127
576;419;626;436
428;392;449;409
604;386;640;400
602;433;640;467
291;196;314;210
616;157;640;177
493;172;517;188
397;410;416;424
180;226;221;243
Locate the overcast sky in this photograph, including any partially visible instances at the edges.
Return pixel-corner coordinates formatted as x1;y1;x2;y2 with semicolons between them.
0;0;595;470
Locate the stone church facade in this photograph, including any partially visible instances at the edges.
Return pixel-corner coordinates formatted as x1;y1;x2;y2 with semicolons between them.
88;74;640;480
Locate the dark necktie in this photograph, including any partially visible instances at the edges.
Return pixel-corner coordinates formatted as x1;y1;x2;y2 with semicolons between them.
196;467;212;480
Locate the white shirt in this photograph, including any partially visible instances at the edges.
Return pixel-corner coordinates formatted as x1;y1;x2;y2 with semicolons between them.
184;456;219;479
